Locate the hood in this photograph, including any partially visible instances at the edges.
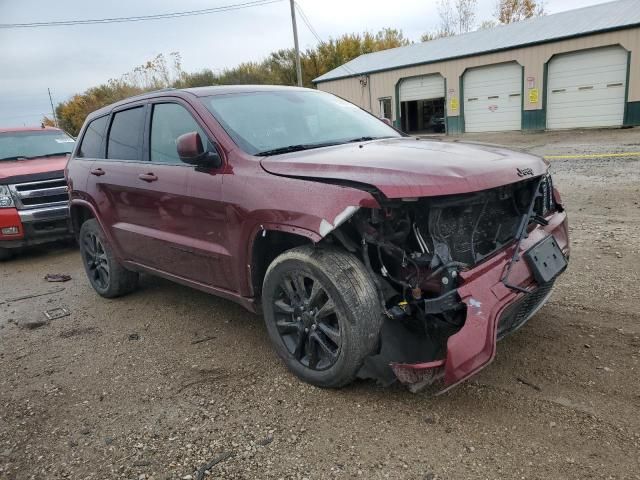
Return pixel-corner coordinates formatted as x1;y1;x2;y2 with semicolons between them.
260;138;548;198
0;155;69;183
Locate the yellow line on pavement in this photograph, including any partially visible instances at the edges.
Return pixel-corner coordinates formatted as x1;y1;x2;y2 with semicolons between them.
543;152;640;159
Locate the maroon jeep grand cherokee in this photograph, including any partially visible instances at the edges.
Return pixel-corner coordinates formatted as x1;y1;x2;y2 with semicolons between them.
66;86;569;392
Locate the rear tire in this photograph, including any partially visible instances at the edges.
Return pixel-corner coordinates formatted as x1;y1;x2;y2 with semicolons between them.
262;246;383;388
79;219;138;298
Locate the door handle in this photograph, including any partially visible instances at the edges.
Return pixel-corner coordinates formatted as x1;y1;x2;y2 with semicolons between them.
90;168;105;176
138;173;158;182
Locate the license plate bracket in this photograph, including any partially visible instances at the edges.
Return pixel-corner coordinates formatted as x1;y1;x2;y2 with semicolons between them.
524;235;567;285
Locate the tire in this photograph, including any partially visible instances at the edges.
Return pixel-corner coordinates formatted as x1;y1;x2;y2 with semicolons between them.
78;219;138;298
0;248;12;261
262;245;383;388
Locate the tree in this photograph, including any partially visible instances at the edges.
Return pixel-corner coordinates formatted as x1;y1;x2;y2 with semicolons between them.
496;0;545;24
47;28;411;135
455;0;478;34
477;19;498;30
422;0;478;41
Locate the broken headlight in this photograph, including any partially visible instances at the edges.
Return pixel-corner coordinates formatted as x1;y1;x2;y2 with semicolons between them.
0;185;15;208
536;174;555;217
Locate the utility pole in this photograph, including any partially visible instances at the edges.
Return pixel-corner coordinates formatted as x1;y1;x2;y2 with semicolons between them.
289;0;303;87
47;88;58;127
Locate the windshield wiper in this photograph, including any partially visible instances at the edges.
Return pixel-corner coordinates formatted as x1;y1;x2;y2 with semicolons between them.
255;143;337;156
0;156;27;161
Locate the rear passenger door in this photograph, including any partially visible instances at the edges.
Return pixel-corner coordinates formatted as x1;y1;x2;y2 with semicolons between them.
86;103;153;264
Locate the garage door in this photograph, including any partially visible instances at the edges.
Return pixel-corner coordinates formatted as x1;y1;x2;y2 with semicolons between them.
547;46;627;129
463;63;522;133
399;75;445;102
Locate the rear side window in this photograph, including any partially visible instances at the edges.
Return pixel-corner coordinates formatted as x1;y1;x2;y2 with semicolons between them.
150;103;207;164
107;107;145;160
78;116;108;158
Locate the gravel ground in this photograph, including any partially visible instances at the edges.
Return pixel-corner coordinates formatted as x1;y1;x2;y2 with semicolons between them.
1;128;639;480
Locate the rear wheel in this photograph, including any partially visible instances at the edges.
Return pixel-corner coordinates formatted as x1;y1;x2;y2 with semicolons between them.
262;246;383;388
79;219;138;298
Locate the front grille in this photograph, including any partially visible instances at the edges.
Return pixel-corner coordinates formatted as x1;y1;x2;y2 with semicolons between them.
497;281;555;339
9;178;69;210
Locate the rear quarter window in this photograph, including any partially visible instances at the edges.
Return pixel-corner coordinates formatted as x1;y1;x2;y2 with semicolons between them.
77;116;108;158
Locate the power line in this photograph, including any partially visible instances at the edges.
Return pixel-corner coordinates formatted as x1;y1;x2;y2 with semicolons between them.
294;2;322;45
0;0;283;29
293;1;359;77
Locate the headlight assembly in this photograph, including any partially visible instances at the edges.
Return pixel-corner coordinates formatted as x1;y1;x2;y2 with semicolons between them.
0;185;15;208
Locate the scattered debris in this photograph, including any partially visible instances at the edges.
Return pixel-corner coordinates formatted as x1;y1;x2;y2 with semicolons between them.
257;436;274;446
44;273;72;282
44;307;70;320
195;452;233;480
59;326;99;338
516;377;542;391
129;333;140;341
17;316;49;330
132;459;151;467
191;335;216;345
3;287;65;303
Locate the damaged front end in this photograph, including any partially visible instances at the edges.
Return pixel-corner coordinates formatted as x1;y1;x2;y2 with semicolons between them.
329;174;569;392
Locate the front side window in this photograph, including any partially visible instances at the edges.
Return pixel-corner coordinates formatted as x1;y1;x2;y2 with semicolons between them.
107;107;145;161
150;103;207;164
0;130;75;161
78;116;108;158
203;90;400;156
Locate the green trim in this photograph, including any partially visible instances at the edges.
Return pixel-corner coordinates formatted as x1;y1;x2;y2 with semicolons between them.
394;80;402;129
458;74;465;133
541;61;549;130
444;76;448;134
623;51;633;125
520;65;525;130
313;24;640;84
522;110;546;130
624;102;640;126
446;116;463;135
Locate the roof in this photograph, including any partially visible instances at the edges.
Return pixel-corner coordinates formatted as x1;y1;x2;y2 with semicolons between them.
313;0;640;83
0;126;62;134
88;85;312;118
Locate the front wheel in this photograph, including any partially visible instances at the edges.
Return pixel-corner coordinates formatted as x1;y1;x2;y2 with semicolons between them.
262;246;383;388
0;248;12;261
79;219;139;298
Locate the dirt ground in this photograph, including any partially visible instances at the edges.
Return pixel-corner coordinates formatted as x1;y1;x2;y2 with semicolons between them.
1;128;639;480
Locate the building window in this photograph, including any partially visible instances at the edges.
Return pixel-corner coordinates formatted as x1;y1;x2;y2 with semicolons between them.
379;98;392;120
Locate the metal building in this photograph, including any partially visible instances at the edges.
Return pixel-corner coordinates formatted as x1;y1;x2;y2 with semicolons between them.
313;0;640;134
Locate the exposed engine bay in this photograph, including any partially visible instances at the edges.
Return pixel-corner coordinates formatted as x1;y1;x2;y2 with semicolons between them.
329;175;557;386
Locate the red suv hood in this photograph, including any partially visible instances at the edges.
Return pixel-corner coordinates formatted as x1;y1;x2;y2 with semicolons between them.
0;156;69;181
260;138;548;198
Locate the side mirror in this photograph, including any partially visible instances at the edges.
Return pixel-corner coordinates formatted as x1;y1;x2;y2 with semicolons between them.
176;131;222;169
380;117;392;126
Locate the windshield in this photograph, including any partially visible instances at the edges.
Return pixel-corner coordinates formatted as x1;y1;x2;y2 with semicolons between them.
0;130;75;161
204;90;401;156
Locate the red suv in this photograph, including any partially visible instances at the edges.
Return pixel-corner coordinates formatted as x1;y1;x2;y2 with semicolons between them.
66;86;569;392
0;126;74;260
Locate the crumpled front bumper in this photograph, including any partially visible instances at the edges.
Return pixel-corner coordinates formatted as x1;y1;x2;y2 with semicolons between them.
392;210;570;393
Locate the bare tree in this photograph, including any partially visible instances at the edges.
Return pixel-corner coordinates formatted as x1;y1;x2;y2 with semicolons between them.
438;0;457;36
421;0;477;41
496;0;545;24
455;0;478;33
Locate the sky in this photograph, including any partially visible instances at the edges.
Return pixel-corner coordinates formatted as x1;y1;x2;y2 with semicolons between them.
0;0;612;127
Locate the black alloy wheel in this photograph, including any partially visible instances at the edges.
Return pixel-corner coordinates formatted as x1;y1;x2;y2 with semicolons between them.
273;272;341;371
